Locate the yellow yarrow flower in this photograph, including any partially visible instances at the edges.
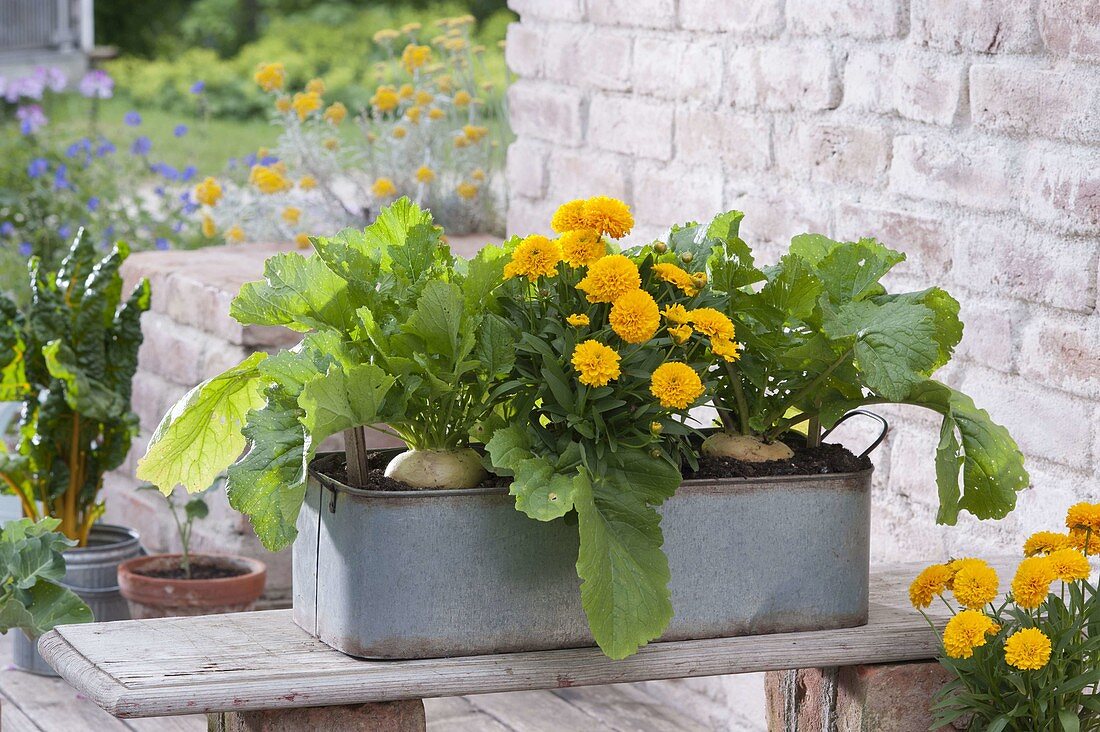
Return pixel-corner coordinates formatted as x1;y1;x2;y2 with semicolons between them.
415;166;435;184
392;126;407;139
583;196;634;239
456;182;478;199
291;91;321;120
372;28;400;45
371;177;397;198
295;233;311;249
323;137;339;151
453;135;470;149
401;22;422;34
1024;531;1074;556
650;362;704;410
201;214;216;238
254;62;286;92
551;199;588;233
711;337;742;363
567;314;589;327
1004;627;1051;670
1048;547;1090;582
323;102;347;125
571;340;621;387
503;235;561;281
299;175;317;190
1011;556;1057;609
471;168;486;182
463;124;489;142
194;177;222;206
559;229;605;267
402;44;432;73
415;90;434;106
406;106;422;124
942;610;999;659
275;96;292;113
662;304;690;325
306;78;326;95
398;83;415;100
282;207;301;225
428;107;445;120
249;165;292;194
1067;502;1100;533
609;289;660;344
668;325;692;344
371;85;399;112
453;90;472;107
909;563;953;609
951;558;999;610
577;255;641;303
653;263;699;296
687;308;735;341
226;225;245;244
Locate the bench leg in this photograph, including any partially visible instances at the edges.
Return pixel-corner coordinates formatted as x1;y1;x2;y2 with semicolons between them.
207;699;426;731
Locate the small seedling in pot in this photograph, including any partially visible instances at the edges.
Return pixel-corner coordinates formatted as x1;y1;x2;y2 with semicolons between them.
138;483;212;580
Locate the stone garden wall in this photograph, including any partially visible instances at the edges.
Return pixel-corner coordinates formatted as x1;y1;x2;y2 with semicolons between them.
505;0;1100;728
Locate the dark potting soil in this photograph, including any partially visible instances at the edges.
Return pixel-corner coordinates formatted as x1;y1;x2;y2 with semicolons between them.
134;559;249;581
682;438;871;480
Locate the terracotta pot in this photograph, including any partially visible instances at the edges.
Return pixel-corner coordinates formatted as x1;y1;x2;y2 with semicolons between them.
118;554;267;619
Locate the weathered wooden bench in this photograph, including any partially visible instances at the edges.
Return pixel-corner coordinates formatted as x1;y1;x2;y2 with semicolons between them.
37;560;996;730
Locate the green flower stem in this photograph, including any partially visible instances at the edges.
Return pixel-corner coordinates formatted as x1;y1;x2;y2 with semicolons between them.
721;360;750;435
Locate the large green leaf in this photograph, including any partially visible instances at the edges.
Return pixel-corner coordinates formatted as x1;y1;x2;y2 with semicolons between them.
298;363;395;444
794;237;905;304
575;451;681;659
137;352;269;495
226;388;310;552
462;244;507;313
230;253;356;333
41;339;129;422
403;281;466;362
756;255;823;324
16;581;94;636
475;314;516;380
876;287;962;373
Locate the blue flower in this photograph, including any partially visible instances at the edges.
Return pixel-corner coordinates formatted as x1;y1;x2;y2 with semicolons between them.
172;221;183;233
87;197;99;212
53;164;70;190
124;111;142;126
181;165;197;182
173;124;188;138
152;163;180;181
190;80;205;94
0;222;14;236
27;158;48;178
58;224;71;239
95;140;116;157
18;242;31;256
16;105;47;135
155;237;170;250
131;136;151;156
260;155;279;165
242;153;257;167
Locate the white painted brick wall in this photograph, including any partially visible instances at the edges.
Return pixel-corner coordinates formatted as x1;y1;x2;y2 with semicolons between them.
505;1;1100;727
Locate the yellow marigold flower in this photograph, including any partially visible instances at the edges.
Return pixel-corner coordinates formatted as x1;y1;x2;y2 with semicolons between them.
226;225;245;244
371;85;399;112
471;168;486;182
428;106;445;120
691;271;708;288
583;196;634;239
299;175;317;190
1067;502;1100;533
453;90;472;107
457;181;478;199
577;254;641;304
1011;556;1057;609
249;164;292;194
201;214;216;238
406;106;422;124
609;289;660;344
393;127;407;139
463;124;489;142
652;263;699;296
559;229;604;267
1048;547;1090;582
503;234;561;281
1004;627;1052;671
567;314;589;327
952;559;1000;610
711;337;742;363
662;304;690;325
306;78;325;95
275;96;292;113
323;102;347;125
1024;531;1074;557
909;563;953;609
668;325;692;344
295;233;311;249
688;308;735;341
402;44;432;73
194;177;222;206
1070;528;1100;555
942;610;999;659
372;177;397;198
254;62;285;92
372;28;399;45
571;340;621;387
282;207;301;225
415;166;435;184
551;199;588;233
650;362;705;410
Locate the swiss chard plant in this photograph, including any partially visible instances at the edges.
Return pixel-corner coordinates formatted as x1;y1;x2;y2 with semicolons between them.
0;517;93;637
138;198;515;550
0;234;150;545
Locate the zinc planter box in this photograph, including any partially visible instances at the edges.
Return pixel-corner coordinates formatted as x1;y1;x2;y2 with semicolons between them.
293;452;872;659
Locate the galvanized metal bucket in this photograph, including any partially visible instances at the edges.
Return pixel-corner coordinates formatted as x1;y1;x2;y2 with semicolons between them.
294;418;883;659
17;524;143;675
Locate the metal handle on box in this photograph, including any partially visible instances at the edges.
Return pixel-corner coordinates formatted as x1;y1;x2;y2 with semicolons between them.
820;410;889;459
